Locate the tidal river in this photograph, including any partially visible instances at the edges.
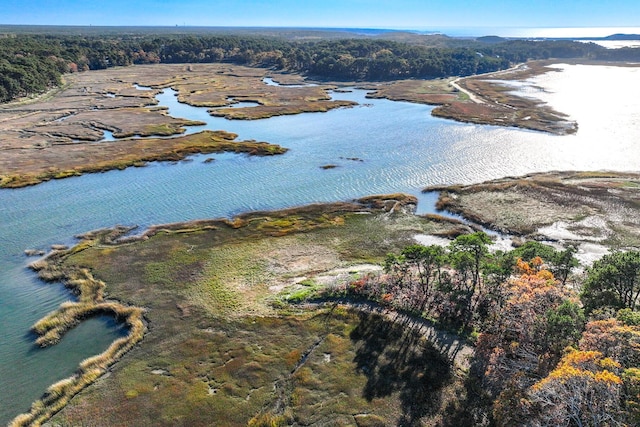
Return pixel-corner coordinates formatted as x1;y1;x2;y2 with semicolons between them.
1;63;639;423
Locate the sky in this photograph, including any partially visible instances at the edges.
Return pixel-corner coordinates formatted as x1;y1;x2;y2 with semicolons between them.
3;0;640;37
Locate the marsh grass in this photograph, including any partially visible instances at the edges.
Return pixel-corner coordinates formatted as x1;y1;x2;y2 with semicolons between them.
1;130;288;188
428;171;640;243
189;276;243;314
366;78;459;105
209;100;356;120
23;196;478;426
365;67;575;134
12;302;145;427
11;238;146;427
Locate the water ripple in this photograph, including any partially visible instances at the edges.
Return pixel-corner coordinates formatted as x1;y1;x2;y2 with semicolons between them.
2;64;640;423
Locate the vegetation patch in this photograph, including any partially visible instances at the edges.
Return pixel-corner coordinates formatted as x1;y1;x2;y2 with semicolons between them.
12;179;640;426
426;171;640;248
366;78;460;104
13;194;471;426
367;62;579;135
209;100;356;120
12;240;145;427
0;130;287;188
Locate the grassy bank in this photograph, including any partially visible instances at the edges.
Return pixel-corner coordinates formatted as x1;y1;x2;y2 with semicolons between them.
12;194;490;426
425;171;640;248
11;236;146;427
209;99;356;120
0;130;287;188
368;61;579;135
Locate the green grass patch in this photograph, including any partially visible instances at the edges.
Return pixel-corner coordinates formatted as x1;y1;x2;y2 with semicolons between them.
144;262;173;285
190;276;242;314
281;280;323;304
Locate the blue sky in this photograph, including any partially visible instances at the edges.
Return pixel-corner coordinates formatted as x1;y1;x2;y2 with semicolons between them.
3;0;640;36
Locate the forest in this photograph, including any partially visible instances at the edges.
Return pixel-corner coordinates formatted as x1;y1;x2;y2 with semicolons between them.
316;233;640;426
1;30;640;102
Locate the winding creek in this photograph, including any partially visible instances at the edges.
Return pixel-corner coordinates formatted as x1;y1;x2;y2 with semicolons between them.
1;63;639;422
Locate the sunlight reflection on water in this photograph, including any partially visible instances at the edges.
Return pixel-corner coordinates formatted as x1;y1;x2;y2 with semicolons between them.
0;63;639;423
508;64;640;167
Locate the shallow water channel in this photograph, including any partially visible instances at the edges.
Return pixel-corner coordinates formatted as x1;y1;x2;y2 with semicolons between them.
1;64;639;422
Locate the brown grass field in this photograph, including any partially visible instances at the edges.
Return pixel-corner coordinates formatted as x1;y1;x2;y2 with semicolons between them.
426;171;640;248
367;61;581;135
0;63;352;188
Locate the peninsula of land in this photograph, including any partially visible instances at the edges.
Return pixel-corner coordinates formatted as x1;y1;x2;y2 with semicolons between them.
11;171;640;426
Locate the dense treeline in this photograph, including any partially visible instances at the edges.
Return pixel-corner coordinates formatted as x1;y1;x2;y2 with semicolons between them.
315;233;640;426
0;36;66;101
0;32;637;102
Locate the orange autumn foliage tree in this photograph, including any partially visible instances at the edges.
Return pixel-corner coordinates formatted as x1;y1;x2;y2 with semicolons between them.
527;349;623;426
524;314;640;426
579;317;640;425
475;259;584;425
622;368;640;426
579;318;640;368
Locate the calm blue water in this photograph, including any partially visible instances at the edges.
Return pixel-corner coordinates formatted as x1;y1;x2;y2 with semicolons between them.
1;70;639;423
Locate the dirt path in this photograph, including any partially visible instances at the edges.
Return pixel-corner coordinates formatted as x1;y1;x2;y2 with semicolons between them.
304;300;474;371
451;63;530;107
450;77;486;104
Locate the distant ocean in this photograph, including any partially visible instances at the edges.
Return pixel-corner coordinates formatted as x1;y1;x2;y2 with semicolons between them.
408;26;640;39
334;25;640;46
